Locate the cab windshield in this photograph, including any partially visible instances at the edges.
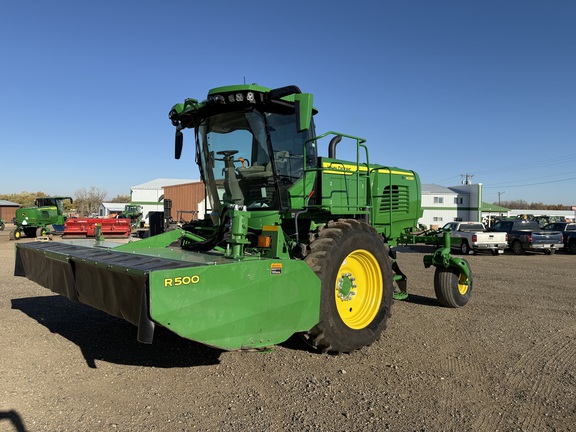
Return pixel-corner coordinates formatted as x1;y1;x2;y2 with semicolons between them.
197;109;315;211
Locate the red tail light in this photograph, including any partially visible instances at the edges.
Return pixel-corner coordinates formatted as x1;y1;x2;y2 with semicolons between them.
527;235;532;243
472;234;477;242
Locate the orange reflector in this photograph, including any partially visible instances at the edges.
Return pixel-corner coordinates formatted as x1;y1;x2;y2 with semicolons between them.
262;225;279;232
258;236;271;248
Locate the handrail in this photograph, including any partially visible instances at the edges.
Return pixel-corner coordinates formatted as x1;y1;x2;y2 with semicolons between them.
303;131;371;214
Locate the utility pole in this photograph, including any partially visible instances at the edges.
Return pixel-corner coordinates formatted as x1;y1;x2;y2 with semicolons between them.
498;191;505;206
461;174;474;185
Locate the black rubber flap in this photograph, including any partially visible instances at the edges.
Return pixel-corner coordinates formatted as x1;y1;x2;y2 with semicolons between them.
14;242;194;328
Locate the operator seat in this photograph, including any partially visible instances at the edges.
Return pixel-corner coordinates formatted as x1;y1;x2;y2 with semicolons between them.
237;162;273;180
222;156;244;205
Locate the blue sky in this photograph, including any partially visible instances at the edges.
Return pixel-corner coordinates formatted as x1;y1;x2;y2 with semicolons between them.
1;1;575;205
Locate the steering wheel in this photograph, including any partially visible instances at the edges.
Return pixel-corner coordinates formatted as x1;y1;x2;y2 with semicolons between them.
216;150;249;168
216;150;238;157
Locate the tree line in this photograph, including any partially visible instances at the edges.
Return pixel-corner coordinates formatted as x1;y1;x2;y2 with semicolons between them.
0;187;131;216
495;200;571;211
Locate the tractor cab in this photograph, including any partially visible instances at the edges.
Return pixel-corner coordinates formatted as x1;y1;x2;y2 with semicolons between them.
33;197;73;214
170;85;317;214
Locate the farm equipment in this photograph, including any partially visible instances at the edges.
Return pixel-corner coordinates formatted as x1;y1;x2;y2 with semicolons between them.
14;84;472;353
62;205;142;238
10;197;72;240
63;217;132;238
119;204;143;229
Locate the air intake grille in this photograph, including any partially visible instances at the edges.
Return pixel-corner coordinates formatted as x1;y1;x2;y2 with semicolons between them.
379;185;409;213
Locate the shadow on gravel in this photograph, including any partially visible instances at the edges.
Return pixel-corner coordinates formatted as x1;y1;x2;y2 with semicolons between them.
11;296;223;369
279;334;319;354
394;245;435;254
401;293;443;307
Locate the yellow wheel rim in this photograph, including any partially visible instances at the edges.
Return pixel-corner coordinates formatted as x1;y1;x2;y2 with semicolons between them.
458;272;469;295
334;249;383;330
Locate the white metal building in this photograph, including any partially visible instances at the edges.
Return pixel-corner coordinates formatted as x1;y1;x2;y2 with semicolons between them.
98;202;129;217
420;183;483;229
131;178;196;224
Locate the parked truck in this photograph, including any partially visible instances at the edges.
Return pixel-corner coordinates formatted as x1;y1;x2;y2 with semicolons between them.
14;84;473;354
441;221;507;255
489;219;563;255
10;197;73;240
543;222;576;254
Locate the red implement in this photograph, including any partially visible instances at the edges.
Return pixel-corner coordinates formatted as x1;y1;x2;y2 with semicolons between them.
63;218;131;238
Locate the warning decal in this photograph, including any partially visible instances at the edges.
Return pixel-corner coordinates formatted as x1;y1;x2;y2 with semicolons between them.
270;263;283;275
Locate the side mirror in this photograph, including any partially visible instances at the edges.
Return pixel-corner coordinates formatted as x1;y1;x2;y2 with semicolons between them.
175;130;183;160
294;93;313;132
268;86;313;132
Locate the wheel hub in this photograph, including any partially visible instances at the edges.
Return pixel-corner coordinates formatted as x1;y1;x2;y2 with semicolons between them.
458;273;469;295
337;272;357;301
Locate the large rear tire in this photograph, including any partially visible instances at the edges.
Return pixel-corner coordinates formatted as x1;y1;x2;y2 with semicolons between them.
303;219;394;353
434;258;473;308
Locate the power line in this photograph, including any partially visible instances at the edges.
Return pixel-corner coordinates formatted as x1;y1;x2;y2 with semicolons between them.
484;171;575;187
431;158;576;186
432;153;576;183
472;154;576;176
429;175;462;184
484;176;576;188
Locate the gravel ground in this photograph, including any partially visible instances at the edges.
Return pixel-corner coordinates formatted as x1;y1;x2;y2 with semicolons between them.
1;226;575;432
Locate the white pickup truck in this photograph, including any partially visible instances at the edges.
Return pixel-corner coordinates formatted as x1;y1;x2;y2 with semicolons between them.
441;221;507;255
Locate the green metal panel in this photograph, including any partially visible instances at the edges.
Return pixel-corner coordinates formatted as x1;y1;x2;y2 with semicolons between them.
15;206;65;228
288;171;316;209
114;229;187;252
318;158;369;215
148;258;321;350
246;210;282;231
370;167;422;242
